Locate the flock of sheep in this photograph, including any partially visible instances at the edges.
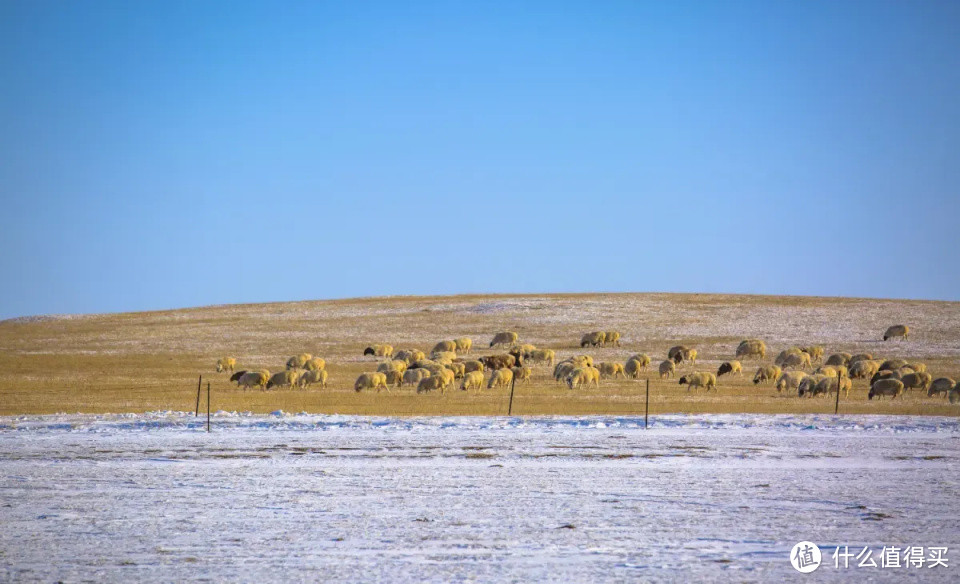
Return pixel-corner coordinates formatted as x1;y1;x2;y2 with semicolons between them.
213;323;960;403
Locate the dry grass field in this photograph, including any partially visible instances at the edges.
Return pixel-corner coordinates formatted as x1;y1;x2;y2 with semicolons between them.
1;293;958;417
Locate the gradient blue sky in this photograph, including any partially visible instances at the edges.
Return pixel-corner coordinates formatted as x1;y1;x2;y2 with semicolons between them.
1;0;958;318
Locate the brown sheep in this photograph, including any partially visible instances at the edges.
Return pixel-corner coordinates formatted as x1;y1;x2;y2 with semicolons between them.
285;353;312;370
402;368;430;387
432;340;457;354
480;354;516;370
417;375;445;394
735;340;766;361
580;331;606;348
598;362;625;379
753;365;782;385
928;377;956;398
679;372;717;393
901;372;932;392
824;353;852;367
490;331;519;348
869;378;904;400
883;324;909;341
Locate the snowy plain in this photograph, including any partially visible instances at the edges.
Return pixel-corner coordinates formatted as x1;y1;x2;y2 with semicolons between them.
1;412;958;582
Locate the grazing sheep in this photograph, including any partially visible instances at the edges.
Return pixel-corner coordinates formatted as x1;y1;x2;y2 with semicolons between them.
624;358;644;379
285;353;312;370
381;369;403;388
628;354;651;371
299;369;328;389
678;372;717;393
363;344;394;358
798;375;825;397
354;372;388;392
437;368;456;390
901;372;932;392
682;348;698;364
480;354;516;370
392;349;426;366
527;349;556;366
432;340;457;354
454;337;473;354
553;361;579;383
580;331;606;348
814;365;848;379
511;366;533;384
736;340;766;361
417;375;445;394
402;368;430;387
413;361;447;377
659;360;676;379
870;369;902;386
571;355;595;368
229;370;247;385
824;353;852;367
775;371;807;393
717;361;742;377
431;351;458;363
774;348;803;367
801;346;825;363
216;358;237;373
928;378;956;398
267;370;301;390
490;331;519;348
462;360;485;374
879;359;908;372
753;365;782;385
849;353;874;364
667;346;688;362
908;362;927;374
779;351;811;370
883;324;909;341
460;370;484;392
566;366;601;390
445;362;466;379
488;368;514;389
950;389;960;404
869;378;905;400
237;370;269;390
303;357;326;372
604;331;622;347
598;362;625;379
816;375;852;398
377;360;408;374
849;359;881;379
513;343;537;357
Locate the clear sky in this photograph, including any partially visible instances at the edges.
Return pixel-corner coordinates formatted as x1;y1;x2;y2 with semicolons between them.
1;0;958;318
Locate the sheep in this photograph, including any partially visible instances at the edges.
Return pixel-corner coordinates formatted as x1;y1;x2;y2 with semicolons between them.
381;369;403;388
299;369;328;389
553;361;579;383
604;331;622;347
735;340;766;361
901;372;932;393
580;331;606;348
527;349;556;366
870;369;902;386
480;354;516;370
928;377;956;398
285;353;312;370
437;368;456;390
814;365;848;379
460;370;484;392
849;359;881;379
598;362;625;379
883;324;909;341
681;348;698;364
779;351;811;370
801;346;825;363
417;375;446;394
908;362;927;374
392;349;426;366
488;368;514;389
798;375;825;397
879;359;908;372
624;358;645;379
431;351;458;363
229;370;248;385
402;368;430;387
628;354;651;371
354;372;388;392
849;353;874;364
454;337;473;354
363;344;393;358
658;360;676;379
775;371;807;393
667;345;688;362
571;355;594;368
237;370;269;390
267;370;301;390
774;348;804;367
216;357;237;373
462;360;485;374
717;361;742;377
753;365;782;385
816;375;852;398
377;360;408;374
869;378;905;400
490;331;519;348
950;389;960;404
303;357;326;372
445;362;466;379
566;366;600;389
511;366;533;384
432;340;457;354
824;353;852;367
413;360;447;377
678;372;717;393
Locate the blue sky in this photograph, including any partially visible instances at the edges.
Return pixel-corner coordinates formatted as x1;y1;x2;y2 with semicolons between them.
1;0;958;318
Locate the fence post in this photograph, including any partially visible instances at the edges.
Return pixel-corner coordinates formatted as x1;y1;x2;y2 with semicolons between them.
645;378;650;429
195;375;202;416
834;370;841;415
207;381;211;432
507;375;516;416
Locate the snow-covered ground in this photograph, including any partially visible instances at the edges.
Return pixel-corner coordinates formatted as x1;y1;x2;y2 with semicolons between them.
2;413;958;582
